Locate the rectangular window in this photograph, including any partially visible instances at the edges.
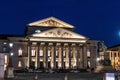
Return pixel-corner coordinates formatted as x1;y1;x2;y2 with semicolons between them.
40;49;43;56
5;55;8;64
56;51;58;57
48;50;51;56
32;50;35;56
87;51;90;57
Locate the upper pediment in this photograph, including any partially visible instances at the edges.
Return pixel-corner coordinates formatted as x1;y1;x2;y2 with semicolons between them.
28;17;74;28
31;28;88;39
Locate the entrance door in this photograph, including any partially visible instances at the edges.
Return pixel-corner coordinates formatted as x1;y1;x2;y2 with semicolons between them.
56;62;58;68
40;62;43;69
48;62;50;68
31;61;35;69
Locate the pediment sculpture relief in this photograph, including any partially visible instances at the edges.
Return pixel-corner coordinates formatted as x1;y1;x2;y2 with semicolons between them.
45;29;72;38
38;20;66;27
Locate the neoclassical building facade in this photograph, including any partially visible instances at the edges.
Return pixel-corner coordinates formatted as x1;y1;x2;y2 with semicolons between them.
107;44;120;70
0;17;99;70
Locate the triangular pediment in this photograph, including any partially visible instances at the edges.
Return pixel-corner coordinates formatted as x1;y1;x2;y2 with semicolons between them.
28;17;74;28
31;28;88;39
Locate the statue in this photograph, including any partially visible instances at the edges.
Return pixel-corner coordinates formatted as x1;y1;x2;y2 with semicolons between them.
94;41;114;73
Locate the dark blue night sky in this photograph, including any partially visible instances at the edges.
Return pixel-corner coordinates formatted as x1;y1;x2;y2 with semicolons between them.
0;0;120;47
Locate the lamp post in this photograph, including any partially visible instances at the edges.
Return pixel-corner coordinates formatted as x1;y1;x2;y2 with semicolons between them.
8;43;13;67
7;43;14;78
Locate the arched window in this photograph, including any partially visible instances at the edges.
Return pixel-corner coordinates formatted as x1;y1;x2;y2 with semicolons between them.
18;48;22;56
18;61;22;67
3;46;7;52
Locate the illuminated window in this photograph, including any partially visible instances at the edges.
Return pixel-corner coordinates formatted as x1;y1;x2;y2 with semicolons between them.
3;42;7;45
18;48;22;56
87;60;91;68
87;51;90;57
39;49;43;56
31;49;36;56
18;61;22;67
56;51;58;57
5;55;8;64
35;30;41;33
3;46;7;52
48;50;51;56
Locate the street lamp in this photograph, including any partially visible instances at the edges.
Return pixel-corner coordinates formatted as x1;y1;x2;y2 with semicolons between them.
9;43;13;48
10;52;14;56
7;43;14;78
97;57;100;66
97;57;100;61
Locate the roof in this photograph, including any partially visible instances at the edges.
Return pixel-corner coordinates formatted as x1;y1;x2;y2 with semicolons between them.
0;34;24;40
108;44;120;50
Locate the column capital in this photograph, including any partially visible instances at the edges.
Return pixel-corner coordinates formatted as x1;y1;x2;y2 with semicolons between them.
61;43;64;46
28;42;32;46
45;42;49;46
53;43;57;46
68;43;72;46
37;42;41;45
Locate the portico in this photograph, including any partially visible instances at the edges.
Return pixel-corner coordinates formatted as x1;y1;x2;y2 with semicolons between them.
27;41;87;69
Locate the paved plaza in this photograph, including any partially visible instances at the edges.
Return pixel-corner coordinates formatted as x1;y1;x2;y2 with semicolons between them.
4;73;104;80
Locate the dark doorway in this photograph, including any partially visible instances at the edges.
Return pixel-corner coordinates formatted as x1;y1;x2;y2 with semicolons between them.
48;62;50;68
40;62;43;69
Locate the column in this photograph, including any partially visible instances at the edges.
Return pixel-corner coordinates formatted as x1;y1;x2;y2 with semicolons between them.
79;46;83;68
112;52;114;67
43;44;46;68
65;45;69;69
76;43;79;69
35;43;40;69
83;44;87;69
117;52;119;58
45;43;48;69
58;44;62;69
38;43;40;68
73;45;77;69
28;42;32;68
50;45;53;69
68;43;72;69
53;43;56;69
109;51;111;60
61;43;64;69
35;45;38;69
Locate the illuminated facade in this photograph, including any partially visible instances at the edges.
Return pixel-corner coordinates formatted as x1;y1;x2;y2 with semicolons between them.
107;44;120;70
0;17;99;70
